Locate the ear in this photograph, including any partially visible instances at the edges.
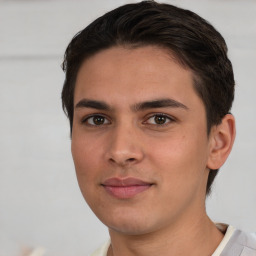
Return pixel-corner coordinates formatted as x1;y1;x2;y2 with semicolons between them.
207;114;236;170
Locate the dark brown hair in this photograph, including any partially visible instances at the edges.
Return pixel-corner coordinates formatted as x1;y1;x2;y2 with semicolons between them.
62;1;235;195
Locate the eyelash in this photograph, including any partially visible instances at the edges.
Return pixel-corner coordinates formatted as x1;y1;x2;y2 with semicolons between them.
81;113;175;127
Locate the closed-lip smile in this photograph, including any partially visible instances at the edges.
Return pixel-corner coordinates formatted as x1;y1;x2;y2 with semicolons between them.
102;177;153;199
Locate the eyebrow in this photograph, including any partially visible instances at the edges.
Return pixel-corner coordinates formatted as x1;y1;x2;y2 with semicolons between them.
75;99;111;111
132;98;188;111
74;98;188;112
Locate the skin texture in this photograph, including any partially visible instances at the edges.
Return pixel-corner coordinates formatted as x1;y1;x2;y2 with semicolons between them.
71;46;235;256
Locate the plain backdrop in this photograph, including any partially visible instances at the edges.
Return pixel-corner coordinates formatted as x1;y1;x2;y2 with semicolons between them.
0;0;255;255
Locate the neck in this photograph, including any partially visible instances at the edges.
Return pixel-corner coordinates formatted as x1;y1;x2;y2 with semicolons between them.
107;212;224;256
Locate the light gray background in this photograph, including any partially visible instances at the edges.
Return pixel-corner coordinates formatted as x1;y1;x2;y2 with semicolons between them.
0;0;255;255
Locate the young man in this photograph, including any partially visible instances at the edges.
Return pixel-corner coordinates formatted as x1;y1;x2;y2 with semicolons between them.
61;1;256;255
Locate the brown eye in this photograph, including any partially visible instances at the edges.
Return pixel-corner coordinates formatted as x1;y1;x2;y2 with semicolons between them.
93;116;105;125
85;115;110;126
154;115;167;124
146;114;174;125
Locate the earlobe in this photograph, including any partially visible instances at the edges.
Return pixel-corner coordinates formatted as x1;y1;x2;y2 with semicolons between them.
207;114;236;170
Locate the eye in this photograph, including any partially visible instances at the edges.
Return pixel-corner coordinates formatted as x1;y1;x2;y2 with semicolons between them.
146;114;174;125
83;115;110;126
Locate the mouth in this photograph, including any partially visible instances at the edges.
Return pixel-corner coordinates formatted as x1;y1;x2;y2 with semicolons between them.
101;177;153;199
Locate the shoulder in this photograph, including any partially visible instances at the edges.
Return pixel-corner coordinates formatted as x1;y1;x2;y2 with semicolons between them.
89;240;111;256
222;227;256;256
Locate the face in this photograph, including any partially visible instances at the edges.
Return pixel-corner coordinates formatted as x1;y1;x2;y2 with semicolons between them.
72;46;213;235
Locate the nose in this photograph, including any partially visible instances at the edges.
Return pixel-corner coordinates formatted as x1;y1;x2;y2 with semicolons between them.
105;123;144;167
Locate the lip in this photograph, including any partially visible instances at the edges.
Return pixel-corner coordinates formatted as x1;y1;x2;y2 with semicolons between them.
102;177;153;199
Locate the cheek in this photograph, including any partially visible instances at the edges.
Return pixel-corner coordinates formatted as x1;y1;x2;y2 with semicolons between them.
72;131;103;166
148;132;209;186
146;135;209;218
71;136;102;187
71;137;104;209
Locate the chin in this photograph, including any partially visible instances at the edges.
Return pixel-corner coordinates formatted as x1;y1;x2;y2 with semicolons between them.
102;213;159;236
108;223;154;236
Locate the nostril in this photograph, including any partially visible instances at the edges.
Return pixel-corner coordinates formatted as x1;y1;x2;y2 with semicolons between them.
108;157;137;166
127;158;136;162
109;158;115;163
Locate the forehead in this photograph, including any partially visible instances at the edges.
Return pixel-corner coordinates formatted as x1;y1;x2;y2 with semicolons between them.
74;46;199;107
